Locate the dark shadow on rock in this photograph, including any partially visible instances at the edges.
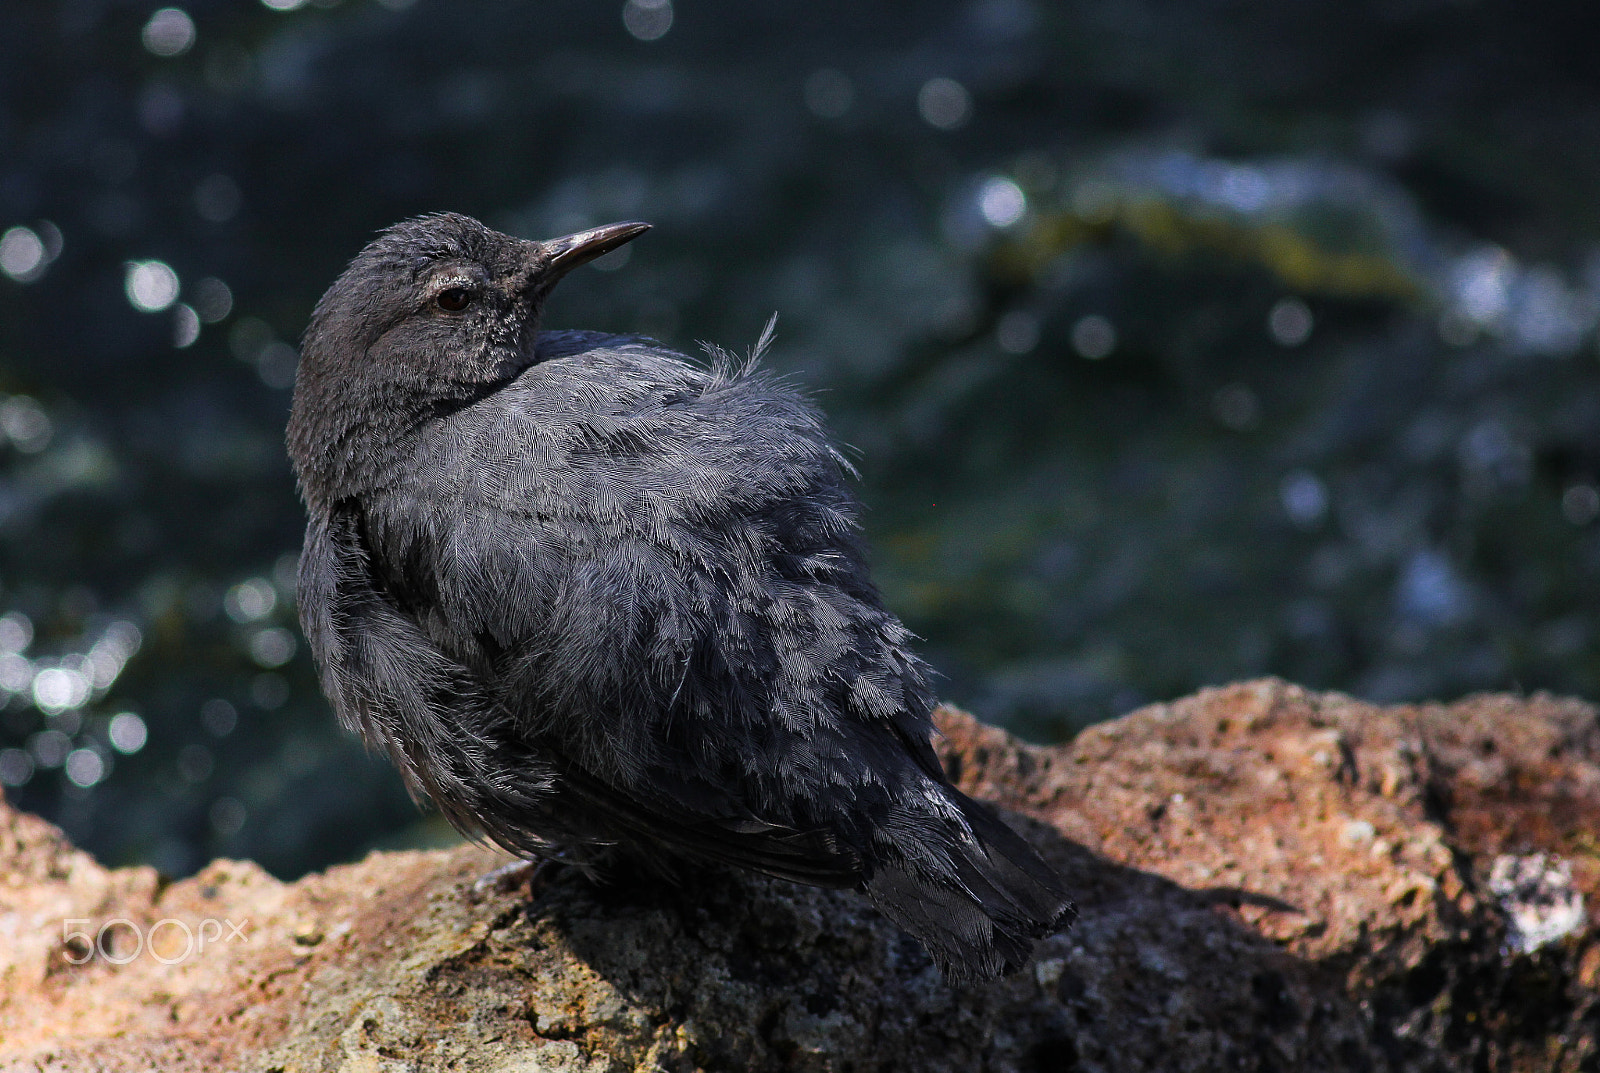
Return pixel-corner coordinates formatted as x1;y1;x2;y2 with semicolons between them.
492;811;1387;1072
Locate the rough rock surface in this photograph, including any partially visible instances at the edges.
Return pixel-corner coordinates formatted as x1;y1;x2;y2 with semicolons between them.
1;680;1596;1072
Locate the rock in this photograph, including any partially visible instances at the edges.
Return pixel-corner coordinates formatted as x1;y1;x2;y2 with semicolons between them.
1;680;1595;1071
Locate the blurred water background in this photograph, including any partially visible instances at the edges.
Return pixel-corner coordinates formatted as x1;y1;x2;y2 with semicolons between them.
3;0;1599;879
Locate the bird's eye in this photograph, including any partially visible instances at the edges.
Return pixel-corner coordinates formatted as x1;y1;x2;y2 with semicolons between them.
435;287;474;313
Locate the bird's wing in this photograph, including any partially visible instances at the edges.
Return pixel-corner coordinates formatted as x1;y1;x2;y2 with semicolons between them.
305;496;865;885
354;344;945;878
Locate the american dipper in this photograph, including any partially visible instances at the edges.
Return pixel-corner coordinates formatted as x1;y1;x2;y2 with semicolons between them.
287;213;1073;981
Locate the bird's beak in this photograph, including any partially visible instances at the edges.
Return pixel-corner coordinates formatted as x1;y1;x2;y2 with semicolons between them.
540;221;651;284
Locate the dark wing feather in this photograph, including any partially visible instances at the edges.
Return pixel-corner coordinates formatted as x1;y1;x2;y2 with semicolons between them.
553;760;863;886
306;496;865;884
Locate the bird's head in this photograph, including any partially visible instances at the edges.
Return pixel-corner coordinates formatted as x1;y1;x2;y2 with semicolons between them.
287;212;648;504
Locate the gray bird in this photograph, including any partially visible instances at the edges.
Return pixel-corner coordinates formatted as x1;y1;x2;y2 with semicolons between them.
287;212;1072;981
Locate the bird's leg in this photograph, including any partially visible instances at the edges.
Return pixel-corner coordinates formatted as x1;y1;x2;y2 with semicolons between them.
472;849;573;897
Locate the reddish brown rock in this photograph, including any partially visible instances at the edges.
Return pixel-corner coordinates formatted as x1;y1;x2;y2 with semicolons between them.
1;680;1595;1071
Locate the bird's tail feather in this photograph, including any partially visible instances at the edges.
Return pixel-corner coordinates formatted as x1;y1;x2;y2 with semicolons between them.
860;789;1075;983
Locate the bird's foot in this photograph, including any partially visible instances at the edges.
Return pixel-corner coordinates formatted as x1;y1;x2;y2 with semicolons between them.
472;852;570;898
